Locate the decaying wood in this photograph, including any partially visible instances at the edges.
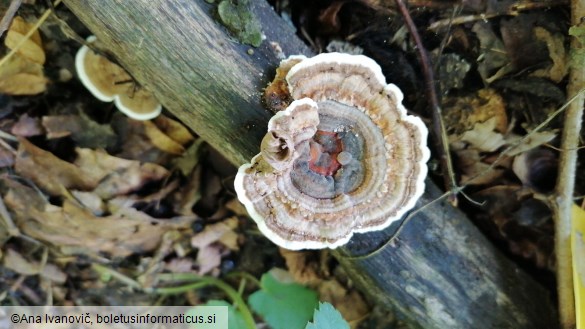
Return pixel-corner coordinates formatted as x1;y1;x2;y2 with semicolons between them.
62;0;557;327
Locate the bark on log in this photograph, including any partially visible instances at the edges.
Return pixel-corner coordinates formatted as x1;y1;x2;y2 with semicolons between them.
62;0;557;328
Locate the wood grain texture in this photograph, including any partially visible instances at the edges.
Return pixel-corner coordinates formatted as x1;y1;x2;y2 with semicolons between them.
337;180;557;328
63;0;557;327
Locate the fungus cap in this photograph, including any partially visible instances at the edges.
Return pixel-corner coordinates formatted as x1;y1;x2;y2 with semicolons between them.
75;36;162;121
235;52;430;250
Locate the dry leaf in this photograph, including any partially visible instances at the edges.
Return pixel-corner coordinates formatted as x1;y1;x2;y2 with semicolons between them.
455;148;507;185
74;148;169;199
0;144;15;168
195;245;223;275
444;89;507;135
504;130;556;156
5;17;45;64
154;115;194;145
0;17;47;95
458;117;506;152
15;138;98;195
71;190;106;216
0;72;47;95
279;249;323;286
173;164;202;215
143;120;185;155
42;113;117;149
3;249;67;283
3;248;40;275
191;218;239;251
11;113;43;137
3;179;193;257
173;139;205;177
472;22;513;83
15;139;169;199
190;218;239;275
532;27;568;82
318;279;369;328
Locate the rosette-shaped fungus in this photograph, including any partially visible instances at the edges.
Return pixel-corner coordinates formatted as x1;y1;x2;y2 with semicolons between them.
235;53;430;249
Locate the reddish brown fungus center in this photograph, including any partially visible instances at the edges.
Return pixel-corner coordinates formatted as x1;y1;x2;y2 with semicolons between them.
308;130;343;176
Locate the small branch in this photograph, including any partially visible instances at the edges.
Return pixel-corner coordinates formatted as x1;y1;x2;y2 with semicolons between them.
555;0;585;327
428;1;569;31
394;0;458;202
0;0;22;38
0;0;62;69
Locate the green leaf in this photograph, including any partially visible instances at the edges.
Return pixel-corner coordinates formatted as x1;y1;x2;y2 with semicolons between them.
248;271;319;329
569;25;585;66
569;25;585;37
204;300;248;329
305;302;350;329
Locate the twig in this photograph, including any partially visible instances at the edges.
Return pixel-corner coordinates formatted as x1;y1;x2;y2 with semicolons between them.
428;1;569;31
0;0;22;38
555;0;585;327
394;0;458;203
0;0;61;69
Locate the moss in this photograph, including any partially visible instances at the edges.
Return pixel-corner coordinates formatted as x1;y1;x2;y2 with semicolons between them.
218;0;263;47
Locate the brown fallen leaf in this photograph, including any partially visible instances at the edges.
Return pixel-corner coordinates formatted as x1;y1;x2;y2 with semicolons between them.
279;249;323;286
472;21;513;83
0;143;15;168
3;248;41;275
191;218;239;275
71;190;106;216
472;185;554;269
74;148;169;199
42;113;117;149
153;115;194;146
143;120;185;155
532;27;568;83
111;117;167;162
15;138;98;195
195;244;223;275
3;249;66;283
5;16;45;64
3;179;194;257
173;164;202;216
0;56;47;95
457;117;506;152
11;113;44;137
0;17;47;95
444;88;508;135
15;139;169;199
191;217;239;251
0;71;47;95
318;279;369;328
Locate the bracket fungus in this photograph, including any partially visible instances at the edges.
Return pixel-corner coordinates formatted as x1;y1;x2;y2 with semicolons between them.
235;52;430;250
75;36;162;121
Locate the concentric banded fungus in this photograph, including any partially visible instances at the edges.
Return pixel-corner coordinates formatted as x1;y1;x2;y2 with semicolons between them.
235;53;430;250
75;36;162;121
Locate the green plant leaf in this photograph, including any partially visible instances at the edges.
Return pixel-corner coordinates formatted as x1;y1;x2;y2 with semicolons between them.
248;271;319;329
305;302;350;329
569;25;585;66
204;300;248;329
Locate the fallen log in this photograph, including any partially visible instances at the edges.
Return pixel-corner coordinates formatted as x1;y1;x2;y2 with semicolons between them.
61;0;557;327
